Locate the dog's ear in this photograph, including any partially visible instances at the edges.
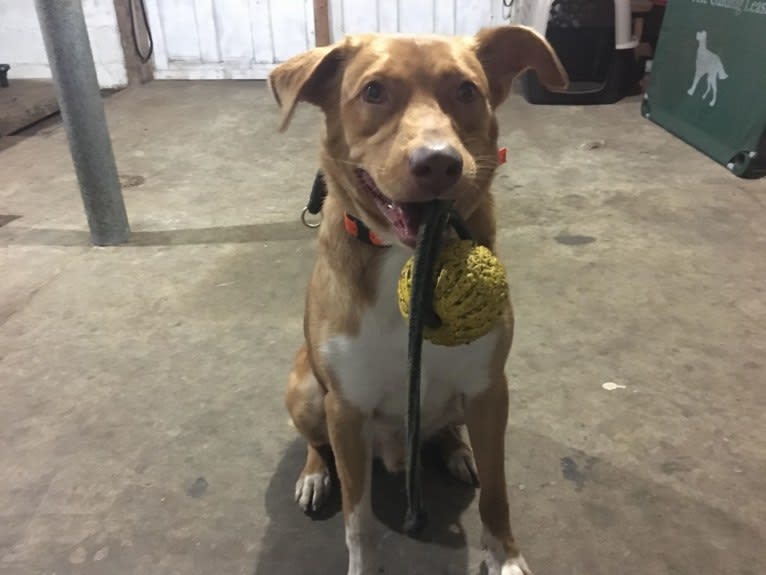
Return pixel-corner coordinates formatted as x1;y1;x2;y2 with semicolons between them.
268;41;349;132
473;25;568;107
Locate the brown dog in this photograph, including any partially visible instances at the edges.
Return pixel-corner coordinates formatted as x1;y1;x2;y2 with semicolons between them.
269;26;567;575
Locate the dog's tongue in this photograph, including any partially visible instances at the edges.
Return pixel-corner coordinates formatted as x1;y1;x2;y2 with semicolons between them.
354;168;424;247
389;202;423;247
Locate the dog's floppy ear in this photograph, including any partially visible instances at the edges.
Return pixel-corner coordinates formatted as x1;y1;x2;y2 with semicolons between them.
268;41;349;132
473;25;568;107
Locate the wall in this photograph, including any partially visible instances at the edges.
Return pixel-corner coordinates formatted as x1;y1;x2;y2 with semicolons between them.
144;0;316;80
144;0;506;81
329;0;506;39
0;0;128;88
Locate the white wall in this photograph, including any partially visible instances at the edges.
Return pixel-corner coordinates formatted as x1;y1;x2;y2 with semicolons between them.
144;0;316;80
329;0;505;40
144;0;505;81
0;0;127;88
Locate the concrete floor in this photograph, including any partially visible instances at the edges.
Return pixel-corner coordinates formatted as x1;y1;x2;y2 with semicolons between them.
1;81;764;575
0;80;59;151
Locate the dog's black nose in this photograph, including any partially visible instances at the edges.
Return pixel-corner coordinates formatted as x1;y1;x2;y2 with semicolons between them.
408;144;463;193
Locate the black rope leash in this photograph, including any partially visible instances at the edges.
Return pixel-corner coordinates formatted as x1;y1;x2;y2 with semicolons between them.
404;200;475;536
404;200;451;535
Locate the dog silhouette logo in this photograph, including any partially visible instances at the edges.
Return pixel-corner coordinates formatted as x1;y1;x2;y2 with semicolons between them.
687;30;728;107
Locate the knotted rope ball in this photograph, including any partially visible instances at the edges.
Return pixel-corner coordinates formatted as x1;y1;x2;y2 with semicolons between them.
397;239;510;346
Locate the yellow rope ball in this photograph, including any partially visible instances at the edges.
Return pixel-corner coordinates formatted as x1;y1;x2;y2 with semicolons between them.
397;240;510;346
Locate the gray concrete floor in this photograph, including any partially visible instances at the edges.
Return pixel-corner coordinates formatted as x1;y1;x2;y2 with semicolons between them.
0;79;59;151
1;81;764;575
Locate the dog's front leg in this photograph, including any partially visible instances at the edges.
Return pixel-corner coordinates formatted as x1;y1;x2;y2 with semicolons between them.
688;71;702;96
466;374;532;575
325;391;382;575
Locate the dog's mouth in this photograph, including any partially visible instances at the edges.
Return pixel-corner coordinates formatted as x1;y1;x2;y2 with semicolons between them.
354;169;423;248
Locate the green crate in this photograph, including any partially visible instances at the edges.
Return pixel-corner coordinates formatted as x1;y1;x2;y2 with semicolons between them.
642;0;766;178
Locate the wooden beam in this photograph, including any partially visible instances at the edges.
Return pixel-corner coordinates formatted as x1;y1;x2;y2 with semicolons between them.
314;0;330;46
112;0;154;85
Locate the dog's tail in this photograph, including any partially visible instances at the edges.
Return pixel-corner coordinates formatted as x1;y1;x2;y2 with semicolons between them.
717;66;728;80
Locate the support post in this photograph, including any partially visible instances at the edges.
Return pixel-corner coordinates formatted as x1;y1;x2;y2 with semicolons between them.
35;0;130;246
314;0;330;46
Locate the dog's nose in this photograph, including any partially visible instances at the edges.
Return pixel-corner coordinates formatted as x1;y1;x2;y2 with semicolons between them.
408;144;463;193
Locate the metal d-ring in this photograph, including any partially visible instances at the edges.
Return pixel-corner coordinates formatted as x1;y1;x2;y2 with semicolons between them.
301;206;322;229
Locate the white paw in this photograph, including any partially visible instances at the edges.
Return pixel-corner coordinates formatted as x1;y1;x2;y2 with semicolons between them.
346;534;383;575
501;556;533;575
346;511;385;575
447;448;479;486
347;564;383;575
485;554;533;575
294;471;331;512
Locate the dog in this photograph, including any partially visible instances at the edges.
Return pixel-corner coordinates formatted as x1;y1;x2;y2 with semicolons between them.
269;26;567;575
687;30;728;107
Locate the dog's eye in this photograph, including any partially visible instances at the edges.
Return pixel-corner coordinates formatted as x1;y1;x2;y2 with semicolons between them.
362;81;385;104
457;81;479;103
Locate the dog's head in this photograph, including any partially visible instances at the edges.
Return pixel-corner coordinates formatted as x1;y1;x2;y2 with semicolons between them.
270;26;567;247
696;30;707;41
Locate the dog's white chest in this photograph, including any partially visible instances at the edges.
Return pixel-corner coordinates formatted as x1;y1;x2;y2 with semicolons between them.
322;248;499;427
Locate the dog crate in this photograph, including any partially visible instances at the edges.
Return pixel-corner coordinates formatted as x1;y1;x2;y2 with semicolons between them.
642;0;766;178
510;0;639;104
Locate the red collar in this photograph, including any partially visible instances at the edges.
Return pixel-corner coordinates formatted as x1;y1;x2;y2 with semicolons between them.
344;212;390;247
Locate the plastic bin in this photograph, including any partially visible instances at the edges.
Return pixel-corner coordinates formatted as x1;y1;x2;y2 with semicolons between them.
511;0;639;104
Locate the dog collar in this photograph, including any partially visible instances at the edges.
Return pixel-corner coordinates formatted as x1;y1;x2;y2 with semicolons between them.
344;212;390;247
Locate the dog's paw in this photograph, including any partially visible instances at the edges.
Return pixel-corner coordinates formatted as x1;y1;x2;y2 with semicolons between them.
347;565;384;575
501;556;533;575
482;531;533;575
346;529;384;575
484;555;533;575
294;470;331;512
447;448;479;486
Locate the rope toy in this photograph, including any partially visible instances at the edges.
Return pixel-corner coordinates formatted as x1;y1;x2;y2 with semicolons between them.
398;239;509;347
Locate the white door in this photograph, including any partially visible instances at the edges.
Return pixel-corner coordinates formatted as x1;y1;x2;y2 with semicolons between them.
144;0;317;79
329;0;505;39
144;0;507;80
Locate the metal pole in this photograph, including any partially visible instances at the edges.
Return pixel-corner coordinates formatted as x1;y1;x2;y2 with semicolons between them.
35;0;130;246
